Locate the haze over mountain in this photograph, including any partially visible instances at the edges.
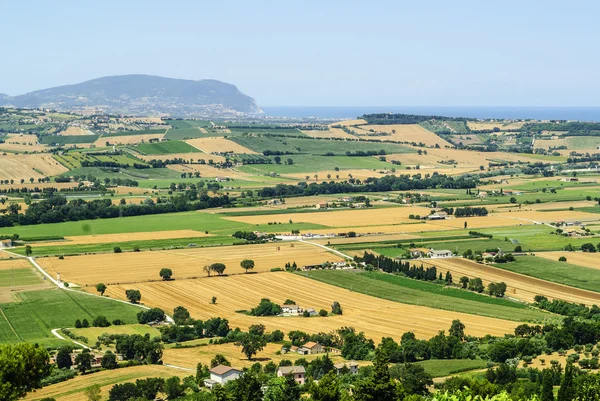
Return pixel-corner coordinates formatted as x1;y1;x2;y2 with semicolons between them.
0;75;261;117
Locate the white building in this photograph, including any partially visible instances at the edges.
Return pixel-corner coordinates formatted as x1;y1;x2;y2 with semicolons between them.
427;249;453;258
204;365;242;389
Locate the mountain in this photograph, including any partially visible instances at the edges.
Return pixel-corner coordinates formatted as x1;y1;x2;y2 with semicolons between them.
0;75;261;117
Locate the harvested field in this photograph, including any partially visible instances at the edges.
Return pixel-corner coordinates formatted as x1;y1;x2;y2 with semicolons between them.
0;154;68;181
302;127;356;139
24;365;188;401
417;257;600;305
185;137;257;154
163;342;356;370
494;209;600;223
312;233;420;245
5;134;39;144
38;241;342;286
0;182;77;190
58;126;96;136
166;164;250;180
283;169;393;182
103;272;519;340
33;230;208;247
136;153;226;163
225;206;432;227
333;119;367;126
449;134;482;145
0;142;47;152
362;124;452;147
95;133;165;146
536;251;600;272
0;258;32;271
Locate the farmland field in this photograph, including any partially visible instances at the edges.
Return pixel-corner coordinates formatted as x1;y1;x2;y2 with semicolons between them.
360;124;452;147
133;140;201;155
24;365;188;401
536;251;600;271
0;289;141;345
415;359;489;378
38;241;342;286
416;257;600;305
0;153;69;180
95;133;165;146
103;272;520;340
185;137;258;154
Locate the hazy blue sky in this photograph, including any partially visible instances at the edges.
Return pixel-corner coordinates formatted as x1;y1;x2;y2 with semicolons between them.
1;0;597;106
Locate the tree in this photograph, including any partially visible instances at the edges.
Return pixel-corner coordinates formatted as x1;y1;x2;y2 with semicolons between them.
354;349;399;401
449;319;465;340
236;333;267;360
95;283;106;296
173;306;191;325
310;370;341;401
390;363;433;396
557;361;575;401
164;376;184;399
125;289;141;303
0;343;50;401
210;354;231;368
55;346;73;370
113;246;122;253
581;243;596;253
92;315;111;327
468;277;484;293
210;262;227;275
211;296;217;304
264;376;301;401
240;259;255;273
514;245;523;252
25;245;32;256
558;256;567;262
204;265;212;277
82;318;89;328
108;383;140;401
84;384;101;401
135;378;164;400
101;351;118;369
159;268;173;281
331;301;343;315
464;221;468;229
459;276;469;289
541;368;555;401
75;349;93;374
229;372;263;401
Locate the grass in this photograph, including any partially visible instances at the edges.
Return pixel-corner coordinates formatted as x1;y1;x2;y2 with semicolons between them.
39;135;98;145
414;359;489;378
166;119;212;129
0;210;251;238
164;128;207;140
133;140;200;155
493;255;600;293
231;136;414;156
10;235;237;257
103;128;167;137
301;270;550;322
0;268;43;287
0;289;142;345
70;324;160;345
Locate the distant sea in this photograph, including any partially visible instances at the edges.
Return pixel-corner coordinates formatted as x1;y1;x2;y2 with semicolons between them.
262;106;600;122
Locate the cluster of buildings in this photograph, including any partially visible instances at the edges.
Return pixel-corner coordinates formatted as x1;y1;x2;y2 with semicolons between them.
205;360;359;388
409;248;453;259
0;239;13;248
315;196;367;210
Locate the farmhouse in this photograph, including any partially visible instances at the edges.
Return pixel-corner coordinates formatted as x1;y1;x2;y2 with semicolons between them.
427;249;453;258
427;211;448;220
561;177;578;182
277;366;306;385
298;341;324;355
352;202;367;208
477;191;488;198
204;365;242;389
316;202;328;209
267;199;282;206
334;362;359;375
409;247;429;258
280;304;303;315
215;176;229;182
340;196;353;203
0;239;12;248
304;308;318;317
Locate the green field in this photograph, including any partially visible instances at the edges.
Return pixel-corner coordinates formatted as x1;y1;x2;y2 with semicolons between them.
0;268;43;287
54;152;147;169
39;135;98;145
493;255;600;293
166;119;212;129
414;359;489;378
0;289;142;345
133;140;201;155
164;128;207;140
71;324;160;345
239;154;395;174
103;128;167;137
301;270;550;322
231;136;414;156
0;210;251;238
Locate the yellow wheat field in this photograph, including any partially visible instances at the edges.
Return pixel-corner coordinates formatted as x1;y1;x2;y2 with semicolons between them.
39;241;342;286
362;124;453;147
467;121;526;131
24;365;187;401
58;126;96;136
5;134;39;144
0;258;32;271
103;272;518;340
332;119;367;126
417;257;600;305
185;137;257;154
282;169;393;182
0;154;68;181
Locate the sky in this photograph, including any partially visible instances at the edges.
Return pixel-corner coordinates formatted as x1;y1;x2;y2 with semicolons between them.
0;0;598;107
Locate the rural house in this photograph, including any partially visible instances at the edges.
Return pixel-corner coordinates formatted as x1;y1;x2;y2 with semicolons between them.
267;199;282;206
277;366;306;385
316;202;328;209
477;191;488;198
204;365;242;389
561;177;578;182
427;249;453;258
340;196;353;203
427;211;448;220
409;248;429;258
280;304;303;315
334;362;359;375
298;341;324;355
0;239;12;248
